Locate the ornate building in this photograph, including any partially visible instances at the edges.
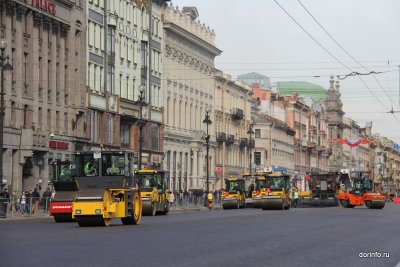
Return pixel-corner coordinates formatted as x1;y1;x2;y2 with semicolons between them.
252;113;295;174
86;0;166;169
214;70;252;190
1;0;87;193
162;5;221;191
325;76;345;172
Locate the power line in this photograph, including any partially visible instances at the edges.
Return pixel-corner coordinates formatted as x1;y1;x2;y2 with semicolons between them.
297;0;398;109
274;0;394;117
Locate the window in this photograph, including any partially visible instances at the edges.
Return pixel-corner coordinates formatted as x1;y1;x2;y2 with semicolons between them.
150;123;159;150
107;116;113;144
255;129;261;138
254;152;261;165
120;124;130;148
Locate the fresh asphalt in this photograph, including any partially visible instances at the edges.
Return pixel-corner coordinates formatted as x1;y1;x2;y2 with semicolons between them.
1;203;399;267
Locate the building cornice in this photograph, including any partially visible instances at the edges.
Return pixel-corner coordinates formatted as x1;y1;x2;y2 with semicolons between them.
164;22;222;56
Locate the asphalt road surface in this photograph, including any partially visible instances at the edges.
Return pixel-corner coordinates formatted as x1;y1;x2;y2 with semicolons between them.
1;203;399;267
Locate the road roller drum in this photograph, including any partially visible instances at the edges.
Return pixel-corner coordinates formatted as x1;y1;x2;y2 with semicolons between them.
261;197;284;210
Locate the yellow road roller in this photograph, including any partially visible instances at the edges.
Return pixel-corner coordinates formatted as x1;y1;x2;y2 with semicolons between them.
135;170;170;216
222;177;246;209
72;151;142;227
260;173;291;210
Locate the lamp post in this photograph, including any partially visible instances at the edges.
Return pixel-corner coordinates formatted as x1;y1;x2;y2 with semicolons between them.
135;85;147;170
203;106;212;206
247;120;255;174
0;38;13;188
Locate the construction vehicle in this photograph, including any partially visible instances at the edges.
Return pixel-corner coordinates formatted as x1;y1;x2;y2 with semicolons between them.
337;170;385;209
306;171;339;206
299;191;311;205
49;160;78;222
251;175;268;208
72;151;142;226
260;173;291;210
221;177;246;209
135;170;170;216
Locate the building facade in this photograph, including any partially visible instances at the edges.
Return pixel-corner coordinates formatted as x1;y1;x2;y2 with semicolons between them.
1;0;87;193
86;0;166;169
252;113;295;174
214;70;252;190
162;5;221;191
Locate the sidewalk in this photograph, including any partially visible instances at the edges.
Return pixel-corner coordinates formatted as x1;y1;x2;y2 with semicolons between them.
0;209;53;222
0;206;207;222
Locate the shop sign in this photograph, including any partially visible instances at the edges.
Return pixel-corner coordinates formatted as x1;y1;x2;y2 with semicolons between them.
49;141;69;150
32;0;57;15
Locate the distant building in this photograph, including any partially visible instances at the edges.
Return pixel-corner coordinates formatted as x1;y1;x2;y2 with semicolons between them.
237;72;271;89
272;81;327;102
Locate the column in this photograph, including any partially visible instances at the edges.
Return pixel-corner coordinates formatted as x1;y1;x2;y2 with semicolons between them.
192;148;198;187
31;13;41;128
42;18;50;131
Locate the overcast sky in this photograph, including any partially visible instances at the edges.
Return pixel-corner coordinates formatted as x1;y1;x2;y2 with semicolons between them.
171;0;400;143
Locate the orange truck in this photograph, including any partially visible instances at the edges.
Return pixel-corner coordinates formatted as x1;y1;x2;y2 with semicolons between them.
337;171;385;209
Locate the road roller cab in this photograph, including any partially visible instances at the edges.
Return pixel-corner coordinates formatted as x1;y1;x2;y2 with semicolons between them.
307;171;339;206
49;160;78;222
260;173;291;210
251;175;268;208
337;171;385;209
72;151;142;226
135;170;170;216
222;178;246;209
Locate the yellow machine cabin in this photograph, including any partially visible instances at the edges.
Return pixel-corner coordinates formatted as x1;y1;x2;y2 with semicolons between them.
222;178;246;209
72;151;142;227
135;170;170;216
260;173;291;210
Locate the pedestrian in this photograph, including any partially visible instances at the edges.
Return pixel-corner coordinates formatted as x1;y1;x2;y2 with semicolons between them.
11;191;19;214
0;188;10;217
26;190;32;215
292;188;299;208
32;188;41;214
179;191;183;207
168;191;175;208
41;188;52;212
20;191;27;215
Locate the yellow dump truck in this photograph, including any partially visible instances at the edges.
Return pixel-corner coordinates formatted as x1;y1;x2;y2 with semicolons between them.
222;177;246;209
260;173;291;210
72;151;142;226
135;170;170;216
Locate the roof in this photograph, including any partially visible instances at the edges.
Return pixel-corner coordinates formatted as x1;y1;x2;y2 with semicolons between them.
237;72;269;79
274;81;327;101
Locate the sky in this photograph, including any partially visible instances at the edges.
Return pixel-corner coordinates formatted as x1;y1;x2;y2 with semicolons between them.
171;0;400;143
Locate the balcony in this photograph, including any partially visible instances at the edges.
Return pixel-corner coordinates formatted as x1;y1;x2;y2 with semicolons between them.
216;132;226;143
226;134;234;145
231;108;244;120
240;138;248;148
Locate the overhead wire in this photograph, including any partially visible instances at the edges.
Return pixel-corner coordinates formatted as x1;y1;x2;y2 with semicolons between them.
273;0;397;126
297;0;399;109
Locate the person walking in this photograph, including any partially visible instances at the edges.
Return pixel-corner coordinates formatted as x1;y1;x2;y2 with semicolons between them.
10;191;19;214
20;192;27;216
207;191;214;210
32;188;41;214
41;188;52;212
0;188;10;218
292;188;299;208
26;190;32;215
168;191;175;208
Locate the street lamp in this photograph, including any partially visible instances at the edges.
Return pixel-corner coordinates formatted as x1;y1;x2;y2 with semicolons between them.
247;120;255;174
203;106;212;206
0;38;13;188
135;85;147;170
